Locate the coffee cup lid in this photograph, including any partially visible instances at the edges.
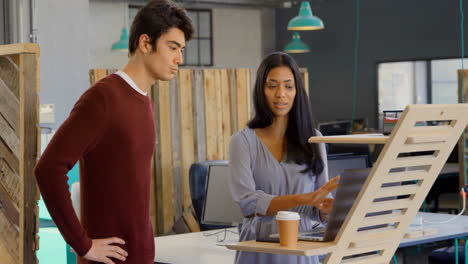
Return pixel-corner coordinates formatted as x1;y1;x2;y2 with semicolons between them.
276;211;300;221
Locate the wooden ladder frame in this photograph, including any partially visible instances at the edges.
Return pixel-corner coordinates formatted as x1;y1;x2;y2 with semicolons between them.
227;104;468;264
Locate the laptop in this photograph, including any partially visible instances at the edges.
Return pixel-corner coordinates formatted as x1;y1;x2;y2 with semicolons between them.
269;168;374;242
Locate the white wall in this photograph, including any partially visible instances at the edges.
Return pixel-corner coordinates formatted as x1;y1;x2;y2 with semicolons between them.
36;0;90;130
88;1;272;69
212;8;263;68
35;1;275;129
88;1;128;69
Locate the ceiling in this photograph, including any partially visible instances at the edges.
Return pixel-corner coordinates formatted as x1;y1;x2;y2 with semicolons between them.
96;0;297;8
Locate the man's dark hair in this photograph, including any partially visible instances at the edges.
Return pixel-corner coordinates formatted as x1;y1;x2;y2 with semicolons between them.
248;52;324;176
129;0;194;55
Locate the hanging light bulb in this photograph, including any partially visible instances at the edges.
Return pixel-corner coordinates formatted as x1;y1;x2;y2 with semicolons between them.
284;32;310;53
111;27;129;51
287;1;324;31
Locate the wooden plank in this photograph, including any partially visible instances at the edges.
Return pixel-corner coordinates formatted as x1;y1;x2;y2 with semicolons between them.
226;240;336;256
214;70;224;159
405;135;448;144
0;79;19;133
339;254;387;264
0;142;20;181
178;69;195;210
0;207;19;262
106;69;118;75
369;199;413;213
151;82;163;235
169;78;182;221
300;68;310;97
193;69;206;162
349;238;394;249
220;69;232;159
19;53;39;264
400;142;444;153
149;162;158;235
384;170;426;183
375;184;420;198
89;69;108;85
0;158;20;208
341;244;387;257
308;134;389;144
228;69;238;133
236;69;250;132
182;210;200;232
95;69;108;82
0;56;19;99
147;81;156;235
204;69;220;160
392;156;437;168
0;113;20;159
347;227;399;243
0;43;39;56
0;182;19;227
248;68;254;120
158;80;175;234
360;211;404;227
0;242;16;264
89;70;95;85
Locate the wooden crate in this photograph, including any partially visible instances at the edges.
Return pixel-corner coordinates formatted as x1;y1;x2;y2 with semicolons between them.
0;43;40;264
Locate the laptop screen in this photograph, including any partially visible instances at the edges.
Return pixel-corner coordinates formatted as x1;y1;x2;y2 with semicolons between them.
323;168;372;241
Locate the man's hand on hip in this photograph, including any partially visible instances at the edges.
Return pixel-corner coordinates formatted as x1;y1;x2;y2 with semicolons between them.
83;237;128;264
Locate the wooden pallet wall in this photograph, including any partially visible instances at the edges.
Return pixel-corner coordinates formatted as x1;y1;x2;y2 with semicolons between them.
90;67;309;235
0;43;40;264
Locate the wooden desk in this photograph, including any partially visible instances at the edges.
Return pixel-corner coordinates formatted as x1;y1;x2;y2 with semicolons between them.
308;134;389;144
151;213;468;263
225;213;468;257
154;229;237;264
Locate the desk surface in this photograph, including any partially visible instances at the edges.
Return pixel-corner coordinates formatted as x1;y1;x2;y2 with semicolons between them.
401;212;468;247
154;228;238;264
308;134;389;144
154;213;468;263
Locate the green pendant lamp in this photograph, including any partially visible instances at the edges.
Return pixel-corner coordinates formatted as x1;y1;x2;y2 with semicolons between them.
111;27;129;51
288;1;324;31
284;32;310;53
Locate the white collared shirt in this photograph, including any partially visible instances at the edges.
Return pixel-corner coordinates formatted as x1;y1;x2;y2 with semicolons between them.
115;70;147;96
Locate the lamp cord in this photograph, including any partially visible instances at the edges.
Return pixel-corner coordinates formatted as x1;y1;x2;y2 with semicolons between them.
423;188;466;224
350;0;361;130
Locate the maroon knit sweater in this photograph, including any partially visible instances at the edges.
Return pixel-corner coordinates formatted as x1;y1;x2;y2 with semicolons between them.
35;74;156;264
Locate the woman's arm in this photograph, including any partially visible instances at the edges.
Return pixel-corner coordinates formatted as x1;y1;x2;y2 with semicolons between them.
265;176;339;216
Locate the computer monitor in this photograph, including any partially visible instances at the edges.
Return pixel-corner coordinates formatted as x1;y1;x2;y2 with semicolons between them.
201;164;244;226
318;120;352;136
327;143;373;166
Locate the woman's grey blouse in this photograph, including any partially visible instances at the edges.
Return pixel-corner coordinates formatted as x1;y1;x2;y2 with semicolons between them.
228;127;329;264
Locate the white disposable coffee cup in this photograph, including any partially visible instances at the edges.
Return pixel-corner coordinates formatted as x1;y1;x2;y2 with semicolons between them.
276;211;300;248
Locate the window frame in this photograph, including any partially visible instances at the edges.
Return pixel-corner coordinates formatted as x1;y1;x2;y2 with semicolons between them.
183;9;213;67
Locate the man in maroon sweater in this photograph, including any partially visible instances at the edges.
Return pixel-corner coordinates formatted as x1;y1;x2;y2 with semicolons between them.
34;1;193;263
